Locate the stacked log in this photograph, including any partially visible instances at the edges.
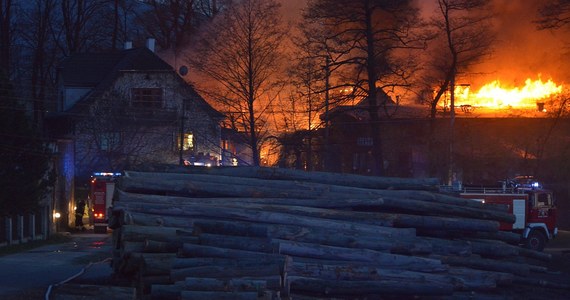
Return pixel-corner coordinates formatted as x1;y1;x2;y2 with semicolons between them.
109;167;569;299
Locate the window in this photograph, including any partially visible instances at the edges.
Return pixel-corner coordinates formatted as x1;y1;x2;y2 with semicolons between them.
100;132;120;151
177;132;194;151
357;137;373;146
132;88;163;108
536;193;552;208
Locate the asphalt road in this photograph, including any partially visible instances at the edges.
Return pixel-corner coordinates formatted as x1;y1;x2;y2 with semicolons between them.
0;232;114;299
1;230;569;299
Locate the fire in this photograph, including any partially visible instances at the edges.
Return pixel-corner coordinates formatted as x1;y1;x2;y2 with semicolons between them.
441;77;564;110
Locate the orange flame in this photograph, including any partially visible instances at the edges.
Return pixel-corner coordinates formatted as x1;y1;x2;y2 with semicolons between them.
440;77;564;110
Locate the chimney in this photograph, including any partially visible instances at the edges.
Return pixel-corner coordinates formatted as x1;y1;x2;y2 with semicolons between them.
146;38;155;52
124;41;132;49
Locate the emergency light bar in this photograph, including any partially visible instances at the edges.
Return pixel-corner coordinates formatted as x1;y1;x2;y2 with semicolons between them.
92;172;122;177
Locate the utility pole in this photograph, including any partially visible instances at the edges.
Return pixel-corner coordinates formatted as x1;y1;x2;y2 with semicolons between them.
179;99;186;165
323;56;330;171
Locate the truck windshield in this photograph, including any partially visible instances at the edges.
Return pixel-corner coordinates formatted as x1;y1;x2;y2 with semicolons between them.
535;193;552;208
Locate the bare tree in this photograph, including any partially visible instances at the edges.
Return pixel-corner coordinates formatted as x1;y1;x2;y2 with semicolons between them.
17;0;59;128
54;0;115;55
536;0;570;30
428;0;493;118
187;0;288;166
302;0;426;175
194;0;228;18
135;0;197;50
425;0;494;182
0;0;12;74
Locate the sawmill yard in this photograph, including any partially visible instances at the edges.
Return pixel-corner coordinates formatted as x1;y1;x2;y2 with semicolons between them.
46;166;570;299
107;167;570;299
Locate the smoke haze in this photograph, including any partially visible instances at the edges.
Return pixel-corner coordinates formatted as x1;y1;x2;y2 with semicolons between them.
463;0;569;88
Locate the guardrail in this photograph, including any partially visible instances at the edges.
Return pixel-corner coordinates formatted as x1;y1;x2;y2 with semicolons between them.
0;207;50;248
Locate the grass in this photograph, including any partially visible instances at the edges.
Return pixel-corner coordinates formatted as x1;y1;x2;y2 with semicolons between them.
0;233;72;257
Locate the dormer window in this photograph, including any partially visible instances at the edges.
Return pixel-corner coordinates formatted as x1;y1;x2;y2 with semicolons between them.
132;88;163;108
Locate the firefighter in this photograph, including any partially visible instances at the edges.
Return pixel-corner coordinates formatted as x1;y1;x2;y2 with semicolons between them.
75;198;87;231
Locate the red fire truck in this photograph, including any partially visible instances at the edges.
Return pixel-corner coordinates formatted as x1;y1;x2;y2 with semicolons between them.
454;176;557;251
90;172;121;233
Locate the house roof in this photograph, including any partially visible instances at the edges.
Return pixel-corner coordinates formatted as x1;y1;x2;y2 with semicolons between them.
327;90;430;122
326;89;552;122
58;47;223;119
58;48;172;87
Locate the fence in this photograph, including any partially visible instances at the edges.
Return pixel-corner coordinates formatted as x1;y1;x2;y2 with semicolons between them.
0;207;50;248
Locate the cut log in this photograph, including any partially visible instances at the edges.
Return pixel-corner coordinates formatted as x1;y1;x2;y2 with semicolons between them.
107;168;570;300
194;221;432;254
140;165;441;190
448;267;514;290
378;196;515;223
170;264;284;281
466;239;520;258
140;253;176;276
150;282;185;300
183;277;267;292
435;255;531;276
114;205;416;238
172;257;288;271
115;189;385;209
179;243;290;261
51;284;136;300
513;276;570;290
143;239;182;253
115;193;500;233
179;290;271;300
417;237;472;256
284;276;454;297
286;261;453;283
119;171;505;213
277;240;447;273
119;225;194;243
121;210;194;228
116;178;515;223
197;233;279;253
122;253;176;276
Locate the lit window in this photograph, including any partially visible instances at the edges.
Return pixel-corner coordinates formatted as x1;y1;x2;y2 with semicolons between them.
177;133;194;151
184;133;194;150
132;88;163;108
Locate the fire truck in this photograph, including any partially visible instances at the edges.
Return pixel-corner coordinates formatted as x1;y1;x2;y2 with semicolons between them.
452;176;558;251
90;172;121;233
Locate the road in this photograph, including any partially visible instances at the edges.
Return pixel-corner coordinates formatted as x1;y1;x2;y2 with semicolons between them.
0;230;569;299
0;232;114;299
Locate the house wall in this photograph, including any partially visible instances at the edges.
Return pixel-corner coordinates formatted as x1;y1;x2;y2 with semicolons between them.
328;117;570;179
72;71;222;180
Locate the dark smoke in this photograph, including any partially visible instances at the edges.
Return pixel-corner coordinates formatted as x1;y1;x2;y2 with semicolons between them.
471;0;570;87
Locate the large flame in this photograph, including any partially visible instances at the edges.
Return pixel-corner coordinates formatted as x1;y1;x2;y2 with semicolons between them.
441;76;564;110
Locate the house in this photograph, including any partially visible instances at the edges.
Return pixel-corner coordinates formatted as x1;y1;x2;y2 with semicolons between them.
280;89;570;190
45;40;225;228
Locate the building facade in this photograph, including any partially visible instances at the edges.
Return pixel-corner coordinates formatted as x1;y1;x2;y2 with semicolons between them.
45;42;225;227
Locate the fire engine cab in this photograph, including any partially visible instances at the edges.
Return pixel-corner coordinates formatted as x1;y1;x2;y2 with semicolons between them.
454;176;557;251
90;172;121;233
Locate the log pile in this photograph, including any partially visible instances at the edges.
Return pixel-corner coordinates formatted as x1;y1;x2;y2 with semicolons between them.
109;166;568;299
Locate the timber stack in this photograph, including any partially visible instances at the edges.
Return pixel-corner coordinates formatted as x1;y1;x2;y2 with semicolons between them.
108;166;568;299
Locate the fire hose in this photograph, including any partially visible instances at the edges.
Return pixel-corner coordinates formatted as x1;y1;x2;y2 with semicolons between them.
44;257;112;300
